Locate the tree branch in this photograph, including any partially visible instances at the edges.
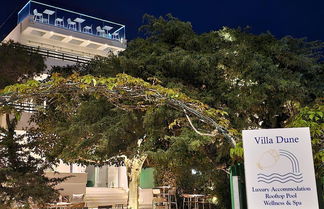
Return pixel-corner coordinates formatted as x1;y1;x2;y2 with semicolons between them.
77;155;128;165
184;110;217;137
0;74;237;146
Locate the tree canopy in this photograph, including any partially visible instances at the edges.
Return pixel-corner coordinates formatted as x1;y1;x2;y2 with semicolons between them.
0;72;235;209
79;14;324;130
47;14;324;208
0;41;45;89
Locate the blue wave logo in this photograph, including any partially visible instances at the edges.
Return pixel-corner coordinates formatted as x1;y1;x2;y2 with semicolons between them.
257;173;303;183
257;149;303;184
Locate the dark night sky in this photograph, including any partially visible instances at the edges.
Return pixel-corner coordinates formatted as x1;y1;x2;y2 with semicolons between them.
0;0;323;42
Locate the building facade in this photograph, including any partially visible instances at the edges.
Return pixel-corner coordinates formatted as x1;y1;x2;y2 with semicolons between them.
1;0;130;202
4;0;126;69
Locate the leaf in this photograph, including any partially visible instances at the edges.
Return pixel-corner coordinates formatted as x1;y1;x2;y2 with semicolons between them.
309;113;315;120
92;79;97;86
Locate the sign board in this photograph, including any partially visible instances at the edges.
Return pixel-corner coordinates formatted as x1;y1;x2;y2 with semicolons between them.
243;127;319;209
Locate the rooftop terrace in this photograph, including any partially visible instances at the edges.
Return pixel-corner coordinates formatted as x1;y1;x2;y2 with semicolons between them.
18;1;126;43
4;0;127;57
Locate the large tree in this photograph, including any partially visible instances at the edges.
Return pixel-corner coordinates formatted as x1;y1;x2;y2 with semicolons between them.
0;111;64;208
82;14;324;130
0;73;235;209
0;41;58;208
48;14;324;208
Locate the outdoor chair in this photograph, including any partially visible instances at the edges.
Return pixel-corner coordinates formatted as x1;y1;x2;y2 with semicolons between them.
153;188;162;197
55;17;64;27
181;194;195;209
112;32;119;40
33;9;43;22
67;18;77;30
153;197;168;209
197;195;211;209
83;25;93;34
96;26;106;36
70;193;85;203
168;188;178;209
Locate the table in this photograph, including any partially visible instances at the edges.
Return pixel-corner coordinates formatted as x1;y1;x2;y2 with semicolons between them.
74;18;85;32
103;26;113;38
103;26;113;32
182;194;205;209
154;186;171;197
43;9;55;24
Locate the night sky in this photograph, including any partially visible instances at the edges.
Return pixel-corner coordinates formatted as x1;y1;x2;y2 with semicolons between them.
0;0;323;42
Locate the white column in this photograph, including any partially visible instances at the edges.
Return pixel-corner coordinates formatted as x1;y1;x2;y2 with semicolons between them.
96;165;108;187
94;166;100;187
107;166;118;187
118;166;128;189
85;165;95;186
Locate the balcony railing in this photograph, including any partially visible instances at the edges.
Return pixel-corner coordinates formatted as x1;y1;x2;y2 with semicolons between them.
18;0;126;43
20;44;92;64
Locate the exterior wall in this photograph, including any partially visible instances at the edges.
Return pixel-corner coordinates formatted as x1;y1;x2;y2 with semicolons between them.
52;160;86;173
0;112;35;130
139;188;153;207
3;17;125;58
0;114;6;129
16;112;35;130
3;22;21;43
45;57;77;67
46;172;87;197
45;57;77;71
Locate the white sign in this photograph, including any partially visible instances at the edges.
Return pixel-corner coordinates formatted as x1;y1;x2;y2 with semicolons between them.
243;127;319;209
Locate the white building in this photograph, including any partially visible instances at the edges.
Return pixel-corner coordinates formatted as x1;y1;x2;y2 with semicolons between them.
4;0;126;68
0;1;151;207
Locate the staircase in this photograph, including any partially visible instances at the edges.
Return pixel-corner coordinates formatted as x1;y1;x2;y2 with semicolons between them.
85;187;128;208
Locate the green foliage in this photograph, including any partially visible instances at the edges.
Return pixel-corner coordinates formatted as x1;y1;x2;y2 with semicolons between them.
0;72;232;162
0;41;45;89
139;14;195;44
1;73;228;128
116;15;323;207
0;70;234;207
152;128;232;209
81;15;324;130
0;113;64;208
288;100;324;178
230;141;244;163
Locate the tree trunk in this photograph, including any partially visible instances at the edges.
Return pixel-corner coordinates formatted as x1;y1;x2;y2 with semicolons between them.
126;154;147;209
